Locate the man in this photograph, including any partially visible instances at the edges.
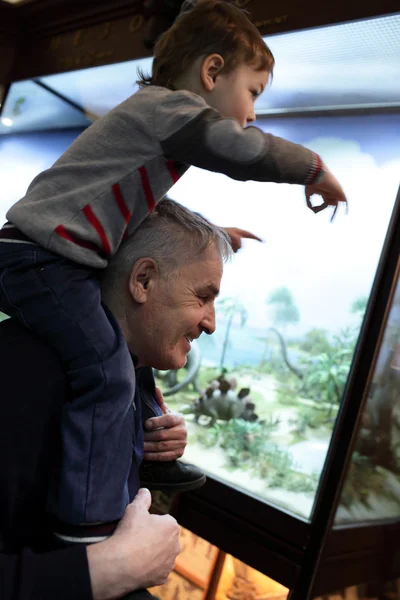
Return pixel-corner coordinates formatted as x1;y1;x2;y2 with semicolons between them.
0;199;232;599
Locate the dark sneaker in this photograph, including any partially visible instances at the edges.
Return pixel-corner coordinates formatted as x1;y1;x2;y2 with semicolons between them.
139;460;206;492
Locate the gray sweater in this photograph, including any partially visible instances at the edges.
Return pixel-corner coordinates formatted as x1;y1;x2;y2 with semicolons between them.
6;85;321;268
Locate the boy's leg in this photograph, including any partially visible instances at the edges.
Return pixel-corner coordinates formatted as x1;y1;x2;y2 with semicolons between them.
0;244;139;525
137;366;206;492
137;366;163;422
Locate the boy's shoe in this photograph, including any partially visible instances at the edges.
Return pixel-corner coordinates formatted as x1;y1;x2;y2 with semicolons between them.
139;460;206;492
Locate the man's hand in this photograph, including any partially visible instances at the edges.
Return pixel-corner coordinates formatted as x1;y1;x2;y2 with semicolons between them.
88;488;180;599
222;227;263;252
305;166;348;221
143;387;187;461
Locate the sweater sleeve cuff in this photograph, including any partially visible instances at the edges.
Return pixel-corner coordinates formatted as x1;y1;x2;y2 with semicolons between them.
304;153;324;184
30;545;92;600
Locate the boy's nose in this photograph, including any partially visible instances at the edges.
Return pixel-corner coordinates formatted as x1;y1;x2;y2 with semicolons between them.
247;108;256;123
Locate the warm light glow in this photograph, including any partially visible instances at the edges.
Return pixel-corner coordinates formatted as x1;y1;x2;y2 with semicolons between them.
0;118;13;127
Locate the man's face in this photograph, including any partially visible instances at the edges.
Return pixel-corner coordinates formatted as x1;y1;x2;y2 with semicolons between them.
210;63;269;128
133;243;223;370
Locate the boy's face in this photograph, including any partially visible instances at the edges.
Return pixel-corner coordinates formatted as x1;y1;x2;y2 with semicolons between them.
209;63;269;127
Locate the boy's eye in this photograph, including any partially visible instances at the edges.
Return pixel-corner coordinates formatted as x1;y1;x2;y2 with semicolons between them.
251;90;259;99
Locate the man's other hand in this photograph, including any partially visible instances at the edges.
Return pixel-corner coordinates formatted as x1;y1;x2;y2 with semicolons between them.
88;488;180;599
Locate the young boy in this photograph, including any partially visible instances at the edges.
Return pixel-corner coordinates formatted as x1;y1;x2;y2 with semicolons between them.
0;0;347;541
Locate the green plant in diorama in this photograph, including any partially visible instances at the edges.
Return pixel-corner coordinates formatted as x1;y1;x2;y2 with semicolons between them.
217;296;248;372
219;418;277;460
196;417;319;494
298;328;333;357
302;348;351;418
0;311;9;322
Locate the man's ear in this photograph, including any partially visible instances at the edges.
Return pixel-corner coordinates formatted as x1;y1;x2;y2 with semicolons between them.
128;257;158;304
201;53;225;91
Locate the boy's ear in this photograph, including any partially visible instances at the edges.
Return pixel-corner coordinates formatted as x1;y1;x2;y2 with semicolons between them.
128;258;158;304
201;53;225;91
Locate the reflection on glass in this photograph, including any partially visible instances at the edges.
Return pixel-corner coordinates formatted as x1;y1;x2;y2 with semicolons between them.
151;526;289;600
336;260;400;524
0;80;91;135
158;114;400;519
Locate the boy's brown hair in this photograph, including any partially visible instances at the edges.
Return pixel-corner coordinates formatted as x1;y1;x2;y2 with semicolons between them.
137;0;274;88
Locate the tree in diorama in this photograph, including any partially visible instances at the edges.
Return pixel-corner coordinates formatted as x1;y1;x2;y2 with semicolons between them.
0;312;9;322
217;297;248;371
260;287;300;373
266;286;300;334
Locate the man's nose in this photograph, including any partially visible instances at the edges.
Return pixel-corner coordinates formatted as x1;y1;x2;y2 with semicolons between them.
201;304;216;336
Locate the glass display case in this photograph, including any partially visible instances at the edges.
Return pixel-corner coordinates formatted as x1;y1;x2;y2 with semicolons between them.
1;5;399;599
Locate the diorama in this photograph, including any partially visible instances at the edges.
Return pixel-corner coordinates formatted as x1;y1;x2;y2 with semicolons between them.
156;117;400;520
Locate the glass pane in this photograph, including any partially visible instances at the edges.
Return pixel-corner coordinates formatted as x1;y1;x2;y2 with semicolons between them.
40;56;154;118
335;259;400;524
161;114;400;520
0;79;91;135
259;13;400;114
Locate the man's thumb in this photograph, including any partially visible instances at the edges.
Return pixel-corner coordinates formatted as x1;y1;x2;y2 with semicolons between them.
132;487;152;511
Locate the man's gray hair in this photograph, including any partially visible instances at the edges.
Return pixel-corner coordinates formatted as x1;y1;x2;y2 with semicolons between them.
102;199;232;292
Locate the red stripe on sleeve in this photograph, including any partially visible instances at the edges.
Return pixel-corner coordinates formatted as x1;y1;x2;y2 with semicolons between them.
138;166;155;212
82;205;111;256
307;154;323;184
166;160;180;184
55;225;103;253
112;183;131;224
